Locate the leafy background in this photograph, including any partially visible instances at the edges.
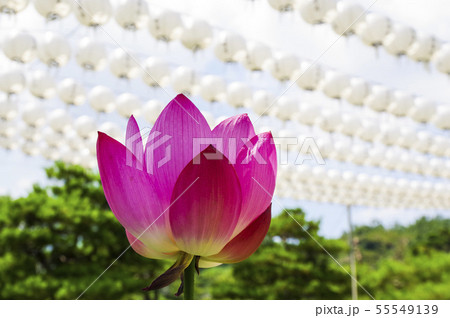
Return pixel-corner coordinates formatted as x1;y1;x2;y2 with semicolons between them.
0;163;449;299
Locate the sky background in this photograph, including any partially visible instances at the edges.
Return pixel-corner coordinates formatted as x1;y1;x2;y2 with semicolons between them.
1;0;450;238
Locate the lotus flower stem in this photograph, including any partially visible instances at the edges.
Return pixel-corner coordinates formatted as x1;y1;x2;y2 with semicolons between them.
184;257;196;300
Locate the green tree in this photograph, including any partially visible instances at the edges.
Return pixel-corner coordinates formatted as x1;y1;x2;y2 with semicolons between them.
208;208;351;299
0;162;169;299
358;251;450;300
348;216;450;299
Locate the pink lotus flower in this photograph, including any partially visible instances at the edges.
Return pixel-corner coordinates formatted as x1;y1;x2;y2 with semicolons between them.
97;94;276;292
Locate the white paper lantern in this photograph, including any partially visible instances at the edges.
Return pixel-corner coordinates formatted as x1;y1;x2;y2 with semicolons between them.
388;91;414;116
0;0;28;14
315;109;340;132
433;44;450;74
65;131;84;150
88;86;115;113
428;136;449;157
423;158;442;177
349;144;368;165
250;90;274;116
148;9;183;42
74;0;113;27
142;57;170;87
171;66;198;95
357;13;391;47
268;0;295;12
355;173;370;190
226;82;252;108
0;135;18;150
315;136;333;157
356;120;379;142
115;0;149;31
22;141;40;156
0;119;16;137
397;127;416;149
431;107;450;130
365;85;391;112
85;135;97;155
292;61;323;91
142;100;163;124
297;0;336;25
37;33;71;67
382;24;415;56
396;152;413;173
22;103;46;127
271;96;299;121
330;139;351;161
376;125;400;146
199;75;226;102
59;146;75;163
42;127;62;147
116;93;142;118
339;113;361;136
412;131;431;153
48;109;72;133
320;71;349;99
27;70;56;99
98;122;122;140
0;98;17;120
34;0;72;20
380;149;401;170
409;99;436;125
76;37;107;71
266;53;300;81
329;2;364;36
2;31;37;63
275;128;296;150
109;48;140;79
240;42;272;72
57;78;86;106
19;124;41;141
0;68;26;94
74;115;96;139
325;169;342;186
41;145;61;161
180;19;213;52
297;165;313;181
342;78;370;106
407;33;439;63
77;148;95;169
295;103;320;125
214;31;245;63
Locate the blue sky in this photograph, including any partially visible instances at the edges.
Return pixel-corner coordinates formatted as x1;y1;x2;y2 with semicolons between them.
1;0;450;238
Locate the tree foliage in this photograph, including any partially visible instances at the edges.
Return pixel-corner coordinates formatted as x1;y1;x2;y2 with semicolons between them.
0;163;449;300
0;162;168;299
207;209;351;299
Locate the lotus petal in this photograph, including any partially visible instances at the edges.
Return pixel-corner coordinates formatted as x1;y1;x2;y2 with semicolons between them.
169;145;242;256
212;113;256;163
97;132;178;253
233;132;276;236
144;94;212;205
205;204;271;263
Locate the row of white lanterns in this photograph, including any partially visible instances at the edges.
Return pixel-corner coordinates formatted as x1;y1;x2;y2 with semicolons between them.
276;163;450;210
3;125;449;211
2;42;450;172
3;82;450;182
2;4;448;131
267;0;450;75
2;104;450;211
3;58;450;175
